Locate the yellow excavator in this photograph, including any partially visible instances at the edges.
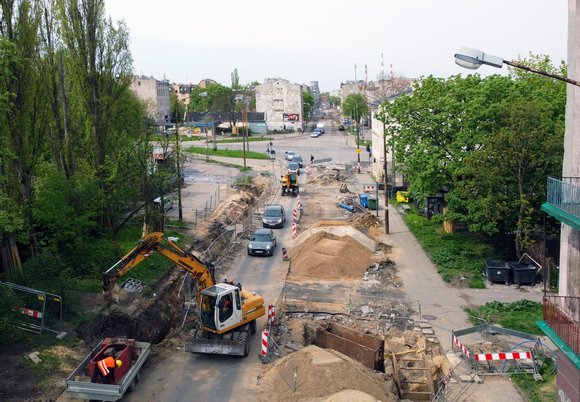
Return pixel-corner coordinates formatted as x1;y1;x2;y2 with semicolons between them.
281;171;299;196
103;232;265;357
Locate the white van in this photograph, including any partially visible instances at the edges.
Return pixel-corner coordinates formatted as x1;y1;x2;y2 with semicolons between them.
153;196;173;212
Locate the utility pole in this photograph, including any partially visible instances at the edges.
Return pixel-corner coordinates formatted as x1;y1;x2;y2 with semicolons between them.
242;109;247;169
383;132;389;234
174;111;183;221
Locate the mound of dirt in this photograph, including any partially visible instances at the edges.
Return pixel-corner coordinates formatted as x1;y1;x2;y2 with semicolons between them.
256;345;395;402
306;166;352;186
289;232;375;280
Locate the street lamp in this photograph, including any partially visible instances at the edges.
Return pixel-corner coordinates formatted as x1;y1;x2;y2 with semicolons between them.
198;92;210;162
454;47;580;87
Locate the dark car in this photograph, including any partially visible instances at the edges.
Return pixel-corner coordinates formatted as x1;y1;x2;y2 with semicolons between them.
262;204;286;228
292;155;304;168
287;161;301;176
247;228;277;256
338;124;345;131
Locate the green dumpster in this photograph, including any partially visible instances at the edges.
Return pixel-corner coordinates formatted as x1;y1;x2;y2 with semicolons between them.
368;197;378;210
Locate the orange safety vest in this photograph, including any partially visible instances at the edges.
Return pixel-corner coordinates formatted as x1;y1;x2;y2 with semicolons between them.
97;356;116;376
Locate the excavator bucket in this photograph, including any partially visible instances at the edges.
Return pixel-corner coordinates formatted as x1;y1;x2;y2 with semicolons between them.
185;338;247;356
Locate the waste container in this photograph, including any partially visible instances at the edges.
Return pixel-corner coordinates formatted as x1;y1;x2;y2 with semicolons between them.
484;260;511;284
368;197;378;210
359;193;368;208
508;261;537;285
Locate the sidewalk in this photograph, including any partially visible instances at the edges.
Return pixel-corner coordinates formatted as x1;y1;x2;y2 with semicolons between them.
352;169;543;401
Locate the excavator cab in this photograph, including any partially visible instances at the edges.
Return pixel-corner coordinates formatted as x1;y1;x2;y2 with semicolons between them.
200;284;242;333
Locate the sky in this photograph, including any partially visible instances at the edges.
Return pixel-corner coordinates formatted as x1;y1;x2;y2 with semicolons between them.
105;0;568;93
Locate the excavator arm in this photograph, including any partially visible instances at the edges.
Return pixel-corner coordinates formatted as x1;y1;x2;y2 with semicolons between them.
103;232;215;297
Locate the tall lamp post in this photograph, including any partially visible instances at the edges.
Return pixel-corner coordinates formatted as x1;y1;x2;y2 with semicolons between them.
174;111;183;221
365;94;390;234
454;47;580;87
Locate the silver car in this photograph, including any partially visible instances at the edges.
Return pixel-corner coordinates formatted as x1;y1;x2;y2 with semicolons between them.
262;204;286;228
247;228;277;256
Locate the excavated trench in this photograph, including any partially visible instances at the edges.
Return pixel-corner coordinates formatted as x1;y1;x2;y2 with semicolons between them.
77;175;271;345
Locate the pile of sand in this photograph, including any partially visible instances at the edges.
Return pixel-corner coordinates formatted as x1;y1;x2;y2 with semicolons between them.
289;232;375;280
256;345;395;402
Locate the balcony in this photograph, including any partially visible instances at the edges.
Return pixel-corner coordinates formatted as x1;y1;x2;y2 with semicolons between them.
537;296;580;367
541;177;580;231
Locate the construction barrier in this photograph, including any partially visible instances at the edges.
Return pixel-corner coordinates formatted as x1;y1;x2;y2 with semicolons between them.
452;324;541;377
475;351;532;361
296;194;302;209
292;208;298;222
452;331;471;358
292;222;297;238
267;304;276;326
282;247;290;261
261;330;269;357
15;306;43;319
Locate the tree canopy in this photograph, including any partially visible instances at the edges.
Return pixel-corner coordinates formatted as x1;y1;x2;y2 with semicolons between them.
378;56;565;256
342;93;368;123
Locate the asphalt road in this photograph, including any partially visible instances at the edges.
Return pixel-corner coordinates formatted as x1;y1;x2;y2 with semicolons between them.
125;114;542;401
125;118;352;402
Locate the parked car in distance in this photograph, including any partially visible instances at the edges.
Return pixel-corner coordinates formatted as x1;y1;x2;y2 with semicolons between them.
287;161;301;175
153;196;173;212
285;150;296;161
338;124;345;131
311;130;320;138
292;155;304;168
262;204;286;228
247;228;277;256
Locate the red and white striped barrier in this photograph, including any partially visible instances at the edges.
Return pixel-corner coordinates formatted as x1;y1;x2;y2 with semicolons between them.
282;247;290;261
292;222;297;238
261;330;269;356
267;304;276;326
452;332;470;358
15;306;43;319
296;195;302;209
292;208;298;222
475;351;532;361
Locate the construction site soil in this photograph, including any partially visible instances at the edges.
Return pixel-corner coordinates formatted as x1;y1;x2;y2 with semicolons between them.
2;167;451;401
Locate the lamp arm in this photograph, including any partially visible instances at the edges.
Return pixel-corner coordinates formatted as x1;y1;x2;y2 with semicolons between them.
504;60;580;87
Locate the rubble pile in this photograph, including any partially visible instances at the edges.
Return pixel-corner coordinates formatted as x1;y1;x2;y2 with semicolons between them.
306;166;352;186
349;212;382;229
256;345;396;402
362;260;401;289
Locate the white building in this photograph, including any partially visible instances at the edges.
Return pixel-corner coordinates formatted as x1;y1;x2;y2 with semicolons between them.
255;78;304;131
130;75;171;124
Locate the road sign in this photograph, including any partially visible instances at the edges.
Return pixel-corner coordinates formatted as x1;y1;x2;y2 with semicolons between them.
356;148;361;154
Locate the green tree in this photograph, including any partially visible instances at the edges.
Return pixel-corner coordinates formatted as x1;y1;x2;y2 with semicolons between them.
302;91;314;120
378;57;565;257
342;93;368;123
328;95;341;107
0;0;49;274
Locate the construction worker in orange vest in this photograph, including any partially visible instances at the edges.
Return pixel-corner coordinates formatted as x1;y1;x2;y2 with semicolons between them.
94;356;122;384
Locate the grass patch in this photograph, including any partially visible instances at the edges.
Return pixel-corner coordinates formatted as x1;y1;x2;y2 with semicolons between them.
110;226;190;289
216;136;273;143
207;158;254;171
403;209;504;287
464;300;543;334
234;175;253;186
185;146;270;160
511;357;557;402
